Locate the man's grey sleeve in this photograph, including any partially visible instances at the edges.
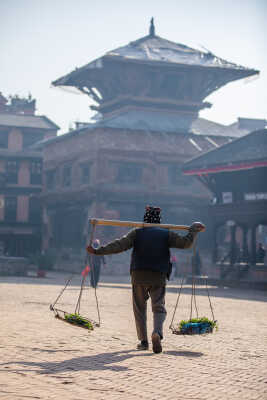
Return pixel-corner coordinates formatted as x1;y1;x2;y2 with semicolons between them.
94;229;136;255
168;229;197;249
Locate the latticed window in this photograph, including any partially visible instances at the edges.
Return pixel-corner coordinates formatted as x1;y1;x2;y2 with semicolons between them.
7;160;18;184
0;131;8;149
29;196;41;223
5;196;17;222
80;163;90;184
30;161;42;184
23;131;43;148
63;166;71;187
116;163;142;184
46;169;56;190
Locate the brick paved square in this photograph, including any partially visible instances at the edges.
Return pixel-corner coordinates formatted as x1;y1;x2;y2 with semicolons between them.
0;272;266;400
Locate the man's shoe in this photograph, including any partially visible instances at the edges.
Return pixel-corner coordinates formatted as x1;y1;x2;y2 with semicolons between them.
137;340;149;350
152;332;162;354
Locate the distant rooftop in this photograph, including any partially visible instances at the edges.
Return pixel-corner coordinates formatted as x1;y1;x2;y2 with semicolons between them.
0;92;59;131
0;92;36;115
0;113;59;130
33;121;232;159
76;111;263;138
183;129;267;174
96;110;234;136
227;117;266;136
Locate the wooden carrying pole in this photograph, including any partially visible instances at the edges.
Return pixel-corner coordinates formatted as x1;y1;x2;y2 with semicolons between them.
89;218;190;231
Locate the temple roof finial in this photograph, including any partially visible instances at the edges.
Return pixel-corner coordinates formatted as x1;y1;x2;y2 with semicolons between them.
149;17;155;37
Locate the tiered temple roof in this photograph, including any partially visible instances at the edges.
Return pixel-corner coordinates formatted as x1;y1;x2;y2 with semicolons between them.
52;20;259;119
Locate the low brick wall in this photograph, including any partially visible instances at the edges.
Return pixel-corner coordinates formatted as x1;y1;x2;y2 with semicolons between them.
187;262;267;291
250;264;267;281
0;256;29;276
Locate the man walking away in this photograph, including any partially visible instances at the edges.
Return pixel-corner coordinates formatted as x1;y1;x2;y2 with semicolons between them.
86;206;205;353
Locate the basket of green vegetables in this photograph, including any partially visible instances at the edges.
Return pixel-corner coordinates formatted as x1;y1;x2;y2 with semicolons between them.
172;317;218;335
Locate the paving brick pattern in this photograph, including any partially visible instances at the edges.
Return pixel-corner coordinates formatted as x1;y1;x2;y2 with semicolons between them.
0;273;266;399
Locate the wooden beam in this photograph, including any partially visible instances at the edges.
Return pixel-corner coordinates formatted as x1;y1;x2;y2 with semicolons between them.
89;218;190;231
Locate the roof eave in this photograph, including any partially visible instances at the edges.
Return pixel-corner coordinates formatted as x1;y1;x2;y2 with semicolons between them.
183;129;267;171
183;160;267;175
52;53;259;89
104;54;259;74
40;115;60;130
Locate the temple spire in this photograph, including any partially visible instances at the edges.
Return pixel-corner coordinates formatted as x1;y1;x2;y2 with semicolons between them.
149;17;155;37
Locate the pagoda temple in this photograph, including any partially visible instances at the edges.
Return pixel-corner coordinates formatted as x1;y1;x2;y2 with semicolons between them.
41;20;260;259
53;19;258;132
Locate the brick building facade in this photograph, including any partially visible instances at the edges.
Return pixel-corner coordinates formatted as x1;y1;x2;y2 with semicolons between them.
0;93;58;256
41;124;231;251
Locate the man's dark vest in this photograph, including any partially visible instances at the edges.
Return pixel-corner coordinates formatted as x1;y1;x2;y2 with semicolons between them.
130;227;170;273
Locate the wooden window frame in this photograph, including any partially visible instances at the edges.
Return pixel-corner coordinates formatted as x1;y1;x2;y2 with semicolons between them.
5;196;17;222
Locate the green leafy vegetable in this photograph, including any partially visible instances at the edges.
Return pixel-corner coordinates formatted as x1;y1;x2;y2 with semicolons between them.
64;313;94;330
179;317;218;331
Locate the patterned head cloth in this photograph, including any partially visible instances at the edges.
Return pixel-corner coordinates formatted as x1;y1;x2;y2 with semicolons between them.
143;205;161;224
92;239;100;249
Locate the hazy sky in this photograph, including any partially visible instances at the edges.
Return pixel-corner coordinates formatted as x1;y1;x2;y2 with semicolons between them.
1;0;266;133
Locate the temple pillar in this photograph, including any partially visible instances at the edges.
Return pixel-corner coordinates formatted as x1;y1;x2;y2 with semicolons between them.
42;206;54;250
250;225;257;265
242;226;249;263
212;224;218;263
230;224;237;265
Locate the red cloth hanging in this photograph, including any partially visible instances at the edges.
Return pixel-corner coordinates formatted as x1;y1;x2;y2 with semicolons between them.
81;265;90;277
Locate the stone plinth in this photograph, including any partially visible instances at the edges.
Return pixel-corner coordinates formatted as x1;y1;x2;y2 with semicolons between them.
0;256;29;276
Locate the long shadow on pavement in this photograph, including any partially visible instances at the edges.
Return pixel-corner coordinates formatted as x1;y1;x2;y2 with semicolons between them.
0;348;203;375
1;273;266;302
99;283;267;303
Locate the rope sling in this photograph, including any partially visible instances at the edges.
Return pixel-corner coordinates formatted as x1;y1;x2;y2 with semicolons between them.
169;237;217;335
50;218;216;334
50;220;101;330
